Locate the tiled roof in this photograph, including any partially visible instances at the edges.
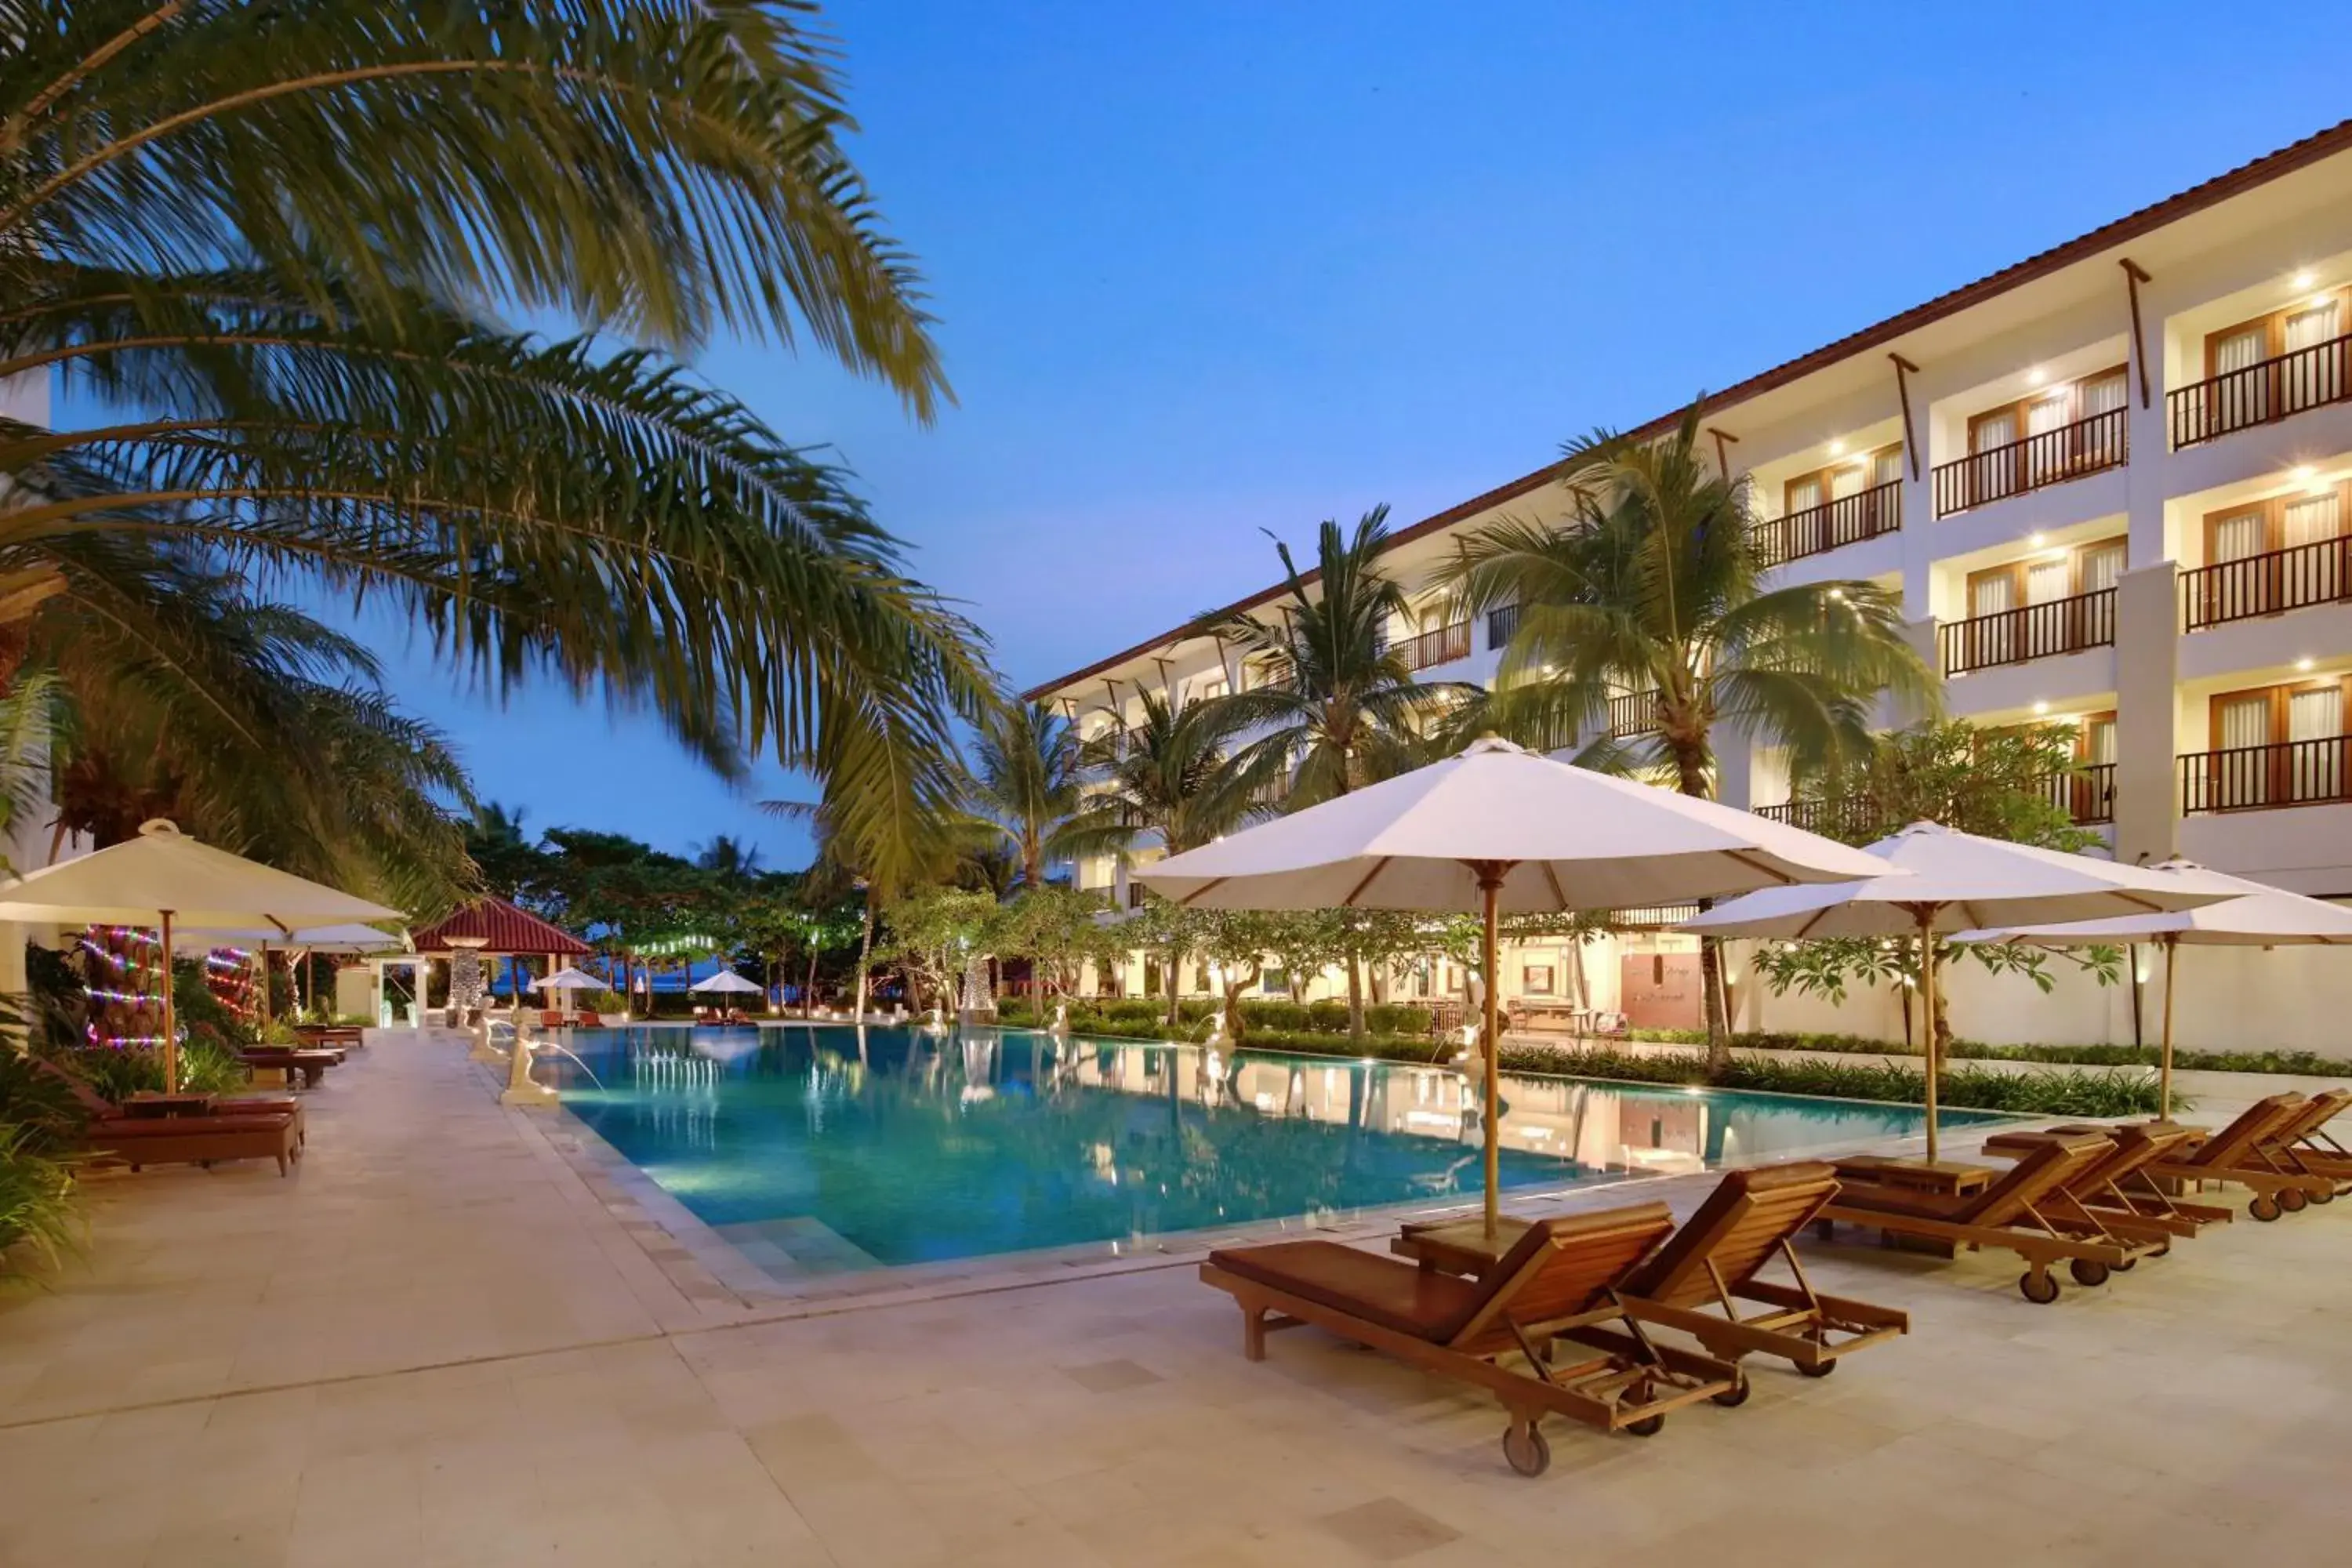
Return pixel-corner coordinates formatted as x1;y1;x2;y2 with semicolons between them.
409;896;590;956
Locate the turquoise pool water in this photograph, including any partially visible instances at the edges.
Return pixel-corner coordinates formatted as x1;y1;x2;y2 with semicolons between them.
546;1025;1999;1273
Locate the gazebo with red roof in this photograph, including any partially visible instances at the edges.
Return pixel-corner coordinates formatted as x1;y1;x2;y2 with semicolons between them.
374;896;593;1025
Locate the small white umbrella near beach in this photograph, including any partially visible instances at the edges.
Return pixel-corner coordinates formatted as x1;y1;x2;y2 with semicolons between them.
0;820;401;1090
1137;736;1893;1243
532;966;608;992
1954;858;2352;1118
689;969;763;995
1683;822;2235;1160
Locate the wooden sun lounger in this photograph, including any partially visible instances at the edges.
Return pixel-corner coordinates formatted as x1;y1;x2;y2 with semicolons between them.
2137;1094;2335;1221
2242;1088;2352;1197
1201;1205;1744;1476
1817;1132;2148;1304
41;1059;307;1150
237;1047;339;1088
87;1112;302;1177
1613;1162;1907;1377
1976;1123;2224;1242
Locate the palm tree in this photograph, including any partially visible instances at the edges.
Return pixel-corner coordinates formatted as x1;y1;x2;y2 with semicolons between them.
1061;693;1272;1024
693;836;764;880
1200;506;1475;803
1437;410;1935;1065
2;2;987;875
967;700;1083;891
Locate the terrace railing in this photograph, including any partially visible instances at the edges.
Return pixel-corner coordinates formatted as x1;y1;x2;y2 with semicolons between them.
1933;407;2128;517
1940;588;2116;675
2042;764;2117;826
2180;535;2352;631
1392;620;1471;673
2169;331;2352;448
1486;603;1522;650
1751;479;1901;566
2180;736;2352;814
1752;798;1882;840
1606;689;1663;739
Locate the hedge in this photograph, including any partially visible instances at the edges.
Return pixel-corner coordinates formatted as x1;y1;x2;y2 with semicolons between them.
1628;1028;2352;1080
996;997;1433;1037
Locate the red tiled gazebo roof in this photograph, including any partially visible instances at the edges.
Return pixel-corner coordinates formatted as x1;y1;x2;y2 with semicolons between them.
408;896;590;956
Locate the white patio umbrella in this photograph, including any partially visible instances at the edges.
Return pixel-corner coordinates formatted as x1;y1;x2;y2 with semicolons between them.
532;966;608;991
0;820;401;1090
1953;858;2352;1119
1683;822;2234;1160
183;921;406;1031
689;969;763;995
1136;736;1893;1243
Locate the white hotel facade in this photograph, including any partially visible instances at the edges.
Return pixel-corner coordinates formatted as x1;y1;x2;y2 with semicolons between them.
1026;121;2352;1053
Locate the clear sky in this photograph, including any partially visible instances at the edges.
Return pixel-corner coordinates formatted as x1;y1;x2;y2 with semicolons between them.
360;1;2352;867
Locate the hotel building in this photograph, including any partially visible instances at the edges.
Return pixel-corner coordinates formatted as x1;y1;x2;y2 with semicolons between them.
1025;121;2352;1051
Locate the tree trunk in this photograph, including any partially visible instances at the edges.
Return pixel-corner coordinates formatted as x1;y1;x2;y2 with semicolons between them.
1345;956;1365;1040
803;949;819;1015
1670;742;1731;1072
853;893;875;1020
1164;947;1182;1029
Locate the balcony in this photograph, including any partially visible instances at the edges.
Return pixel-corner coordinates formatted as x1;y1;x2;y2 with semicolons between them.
2180;536;2352;631
1486;603;1521;648
1939;588;2116;676
1606;689;1662;739
2042;764;2116;826
1751;480;1901;566
1933;408;2128;517
1391;620;1470;673
2169;332;2352;448
1759;770;2111;833
1753;798;1882;839
2180;735;2351;813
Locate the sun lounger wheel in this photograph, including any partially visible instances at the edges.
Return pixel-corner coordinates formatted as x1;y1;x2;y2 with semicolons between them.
2277;1187;2308;1213
1501;1420;1550;1478
2019;1269;2061;1305
1798;1357;1838;1378
2068;1259;2109;1288
2248;1195;2282;1222
1623;1414;1665;1437
1710;1373;1751;1408
2308;1185;2334;1205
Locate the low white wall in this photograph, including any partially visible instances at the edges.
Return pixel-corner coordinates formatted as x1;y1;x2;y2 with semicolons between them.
1730;938;2352;1054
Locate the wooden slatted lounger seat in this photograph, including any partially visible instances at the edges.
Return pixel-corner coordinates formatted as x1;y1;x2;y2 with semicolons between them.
41;1061;307;1150
2143;1094;2339;1219
1817;1131;2145;1304
1615;1162;1907;1377
89;1112;301;1177
1978;1123;2226;1241
2260;1088;2352;1195
1200;1205;1744;1477
237;1047;340;1088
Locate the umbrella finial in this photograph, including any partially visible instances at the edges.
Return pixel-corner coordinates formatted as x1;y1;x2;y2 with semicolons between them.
137;818;183;838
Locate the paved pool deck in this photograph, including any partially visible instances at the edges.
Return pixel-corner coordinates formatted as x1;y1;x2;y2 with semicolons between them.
0;1033;2346;1566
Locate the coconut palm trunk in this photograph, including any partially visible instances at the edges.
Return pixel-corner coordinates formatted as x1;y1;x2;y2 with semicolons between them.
853;891;877;1021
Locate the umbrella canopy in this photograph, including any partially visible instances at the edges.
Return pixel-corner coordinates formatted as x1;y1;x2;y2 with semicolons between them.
0;819;401;1090
1683;822;2234;1156
185;921;406;953
532;966;609;991
689;969;764;995
1137;736;1892;1245
1951;858;2352;1115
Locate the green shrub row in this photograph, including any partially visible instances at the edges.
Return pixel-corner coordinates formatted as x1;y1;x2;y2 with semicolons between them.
1628;1027;2351;1080
996;997;1433;1036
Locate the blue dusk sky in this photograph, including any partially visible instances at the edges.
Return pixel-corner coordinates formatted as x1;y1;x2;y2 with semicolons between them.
357;2;2350;867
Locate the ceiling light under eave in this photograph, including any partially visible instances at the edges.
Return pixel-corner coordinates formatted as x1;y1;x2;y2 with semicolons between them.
2292;269;2317;290
1828;439;1846;457
2297;657;2317;673
2025;367;2048;387
2031;701;2050;716
2028;532;2048;548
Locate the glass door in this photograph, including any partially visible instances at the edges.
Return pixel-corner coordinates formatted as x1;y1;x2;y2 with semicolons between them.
2285;300;2342;412
2288;685;2344;803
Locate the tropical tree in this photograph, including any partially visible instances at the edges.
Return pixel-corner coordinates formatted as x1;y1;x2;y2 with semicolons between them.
1198;506;1471;805
1;1;989;885
992;885;1112;1011
466;804;550;906
967;699;1083;891
1436;409;1936;1065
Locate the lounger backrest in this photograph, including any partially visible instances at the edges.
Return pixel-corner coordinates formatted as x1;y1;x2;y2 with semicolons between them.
1446;1203;1676;1354
1955;1132;2114;1226
2265;1089;2352;1149
2094;1123;2194;1186
1616;1163;1841;1308
2187;1093;2305;1170
31;1055;115;1117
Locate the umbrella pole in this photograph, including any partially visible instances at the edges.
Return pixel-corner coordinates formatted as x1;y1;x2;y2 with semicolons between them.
1479;869;1503;1242
2159;933;2179;1122
160;909;178;1095
1917;910;1940;1166
259;939;271;1037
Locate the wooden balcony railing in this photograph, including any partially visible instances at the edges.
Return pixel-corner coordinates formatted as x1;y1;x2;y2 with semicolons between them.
1933;407;2128;517
2180;535;2352;631
1486;603;1521;649
2042;763;2116;826
1751;479;1901;566
1606;689;1662;739
2169;331;2352;448
1939;588;2116;675
1759;769;2112;834
1391;620;1471;673
2180;736;2352;814
1752;798;1883;840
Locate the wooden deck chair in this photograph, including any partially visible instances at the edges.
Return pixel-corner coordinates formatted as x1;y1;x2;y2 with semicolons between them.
1200;1204;1744;1477
2141;1094;2334;1221
1817;1132;2140;1304
1977;1123;2227;1242
2246;1088;2352;1198
1615;1163;1907;1378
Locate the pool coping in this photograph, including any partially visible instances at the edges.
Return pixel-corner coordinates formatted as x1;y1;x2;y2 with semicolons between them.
492;1038;2042;1318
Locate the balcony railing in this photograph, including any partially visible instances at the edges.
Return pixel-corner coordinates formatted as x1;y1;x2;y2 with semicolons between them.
2180;535;2352;631
1391;620;1471;673
2169;331;2352;448
1606;689;1662;739
1486;603;1521;649
2042;763;2116;826
1751;480;1901;566
2180;736;2352;814
1939;588;2116;675
1752;798;1882;840
1933;407;2128;517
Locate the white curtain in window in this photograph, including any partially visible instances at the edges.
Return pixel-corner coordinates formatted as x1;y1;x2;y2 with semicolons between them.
2213;327;2267;373
2078;543;2126;593
2080;374;2127;416
2212;510;2267;561
1971;574;2014;617
2286;304;2343;412
1785;477;1821;513
2285;303;2340;352
2212;326;2270;430
2084;718;2117;766
1971;411;2016;452
2290;686;2344;801
1872;448;1904;487
2025;559;2071;603
1828;463;1866;502
2284;492;2342;546
2220;695;2271;751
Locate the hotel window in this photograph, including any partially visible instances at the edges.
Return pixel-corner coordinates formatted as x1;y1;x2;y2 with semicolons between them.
1193;677;1229;703
1962;536;2125;662
1521;964;1555;996
1781;444;1902;517
1966;366;2128;497
2211;677;2351;804
2206;288;2350;412
2203;482;2349;563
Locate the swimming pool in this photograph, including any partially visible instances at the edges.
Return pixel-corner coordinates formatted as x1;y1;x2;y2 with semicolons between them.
546;1025;1999;1276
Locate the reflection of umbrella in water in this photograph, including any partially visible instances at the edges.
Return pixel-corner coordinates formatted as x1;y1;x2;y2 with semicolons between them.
1686;823;2233;1161
1953;857;2352;1120
1140;737;1889;1252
